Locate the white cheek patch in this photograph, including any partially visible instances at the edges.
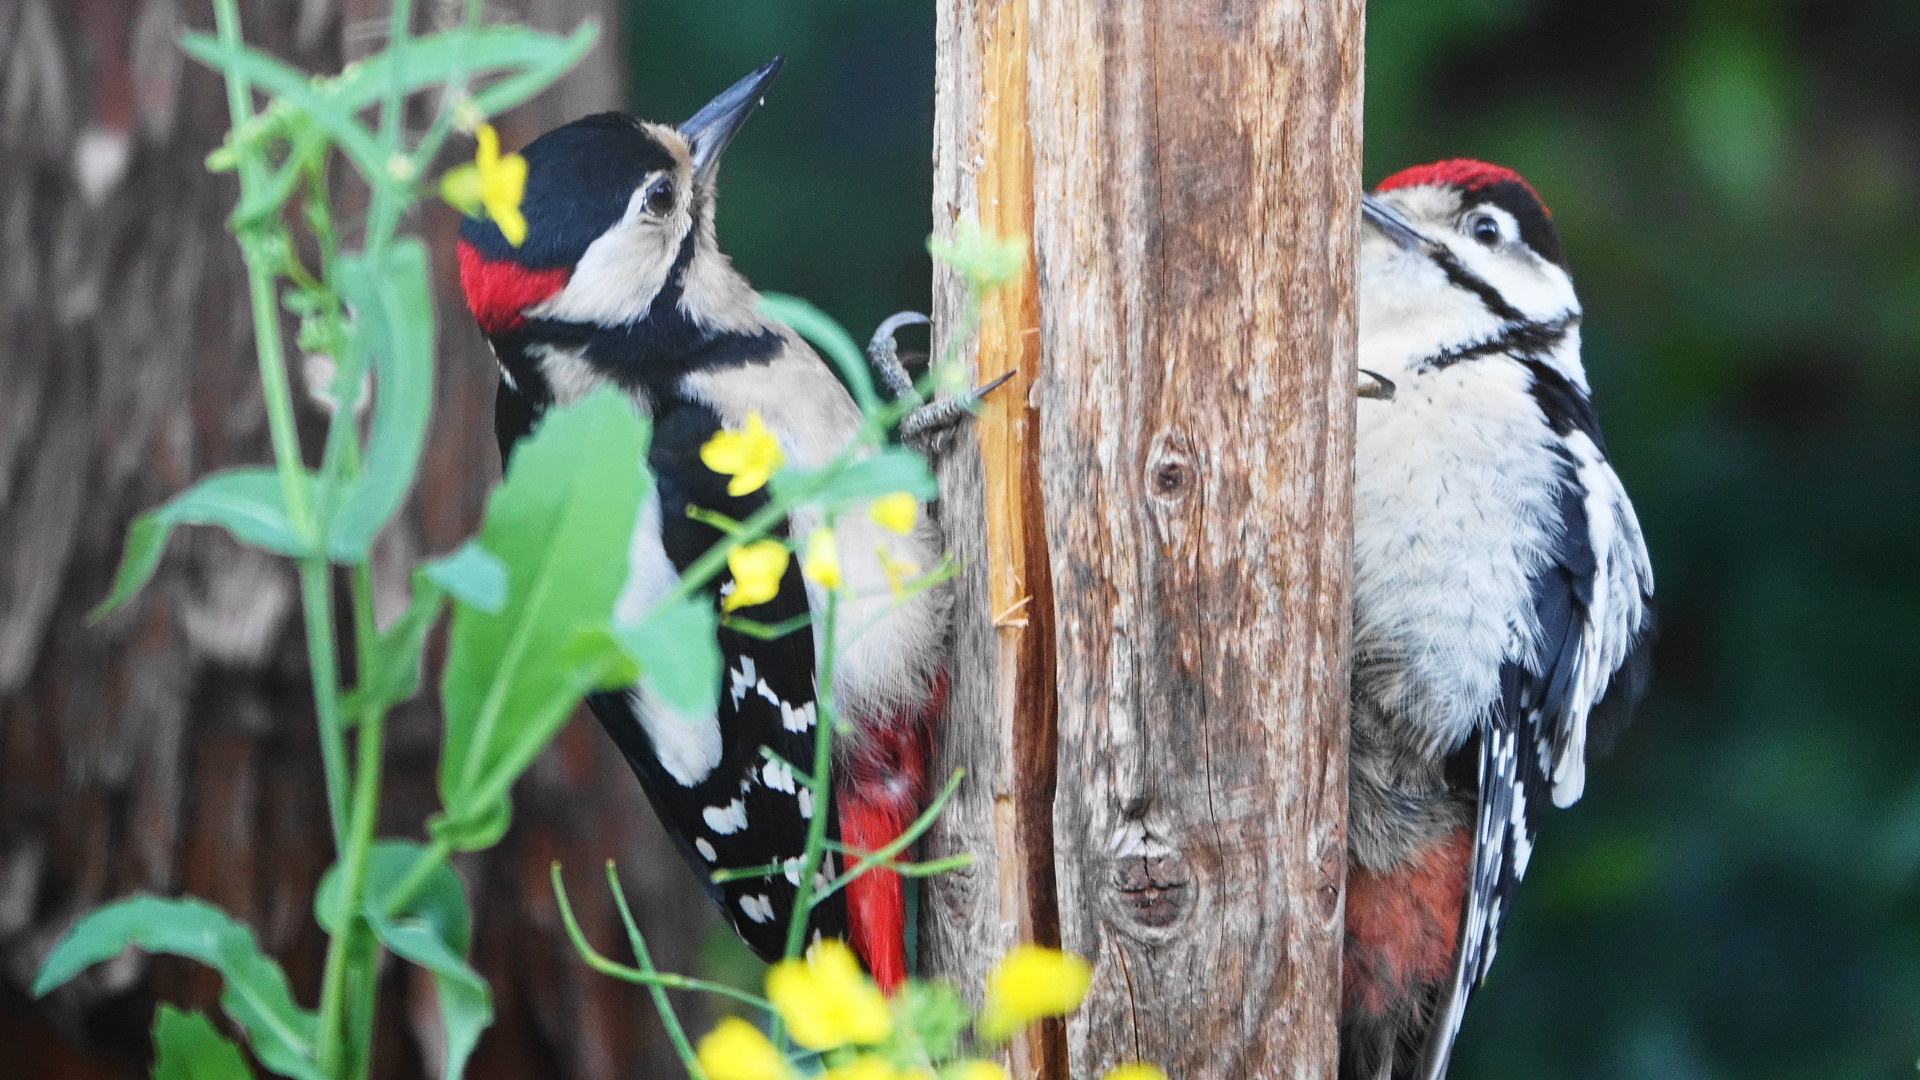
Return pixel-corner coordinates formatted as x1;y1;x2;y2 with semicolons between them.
526;182;689;326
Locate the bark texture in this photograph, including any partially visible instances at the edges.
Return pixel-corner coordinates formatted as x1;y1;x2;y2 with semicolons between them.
929;1;1363;1077
0;1;717;1076
924;0;1060;1077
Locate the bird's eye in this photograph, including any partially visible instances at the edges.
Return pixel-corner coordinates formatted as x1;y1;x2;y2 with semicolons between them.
1469;213;1503;246
644;178;675;217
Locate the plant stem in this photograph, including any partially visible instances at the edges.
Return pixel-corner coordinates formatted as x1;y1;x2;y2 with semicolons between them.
604;862;705;1078
300;562;351;846
215;0;314;540
783;592;839;960
550;865;774;1016
316;640;391;1075
813;769;966;903
351;558;378;680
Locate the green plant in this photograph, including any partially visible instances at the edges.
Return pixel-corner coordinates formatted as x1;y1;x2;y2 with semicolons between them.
26;3;1012;1078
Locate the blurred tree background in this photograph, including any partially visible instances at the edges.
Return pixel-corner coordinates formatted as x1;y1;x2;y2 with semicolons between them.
630;0;1920;1077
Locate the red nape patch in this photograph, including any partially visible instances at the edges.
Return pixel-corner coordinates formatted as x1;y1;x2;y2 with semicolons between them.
1342;828;1472;1017
1376;159;1550;214
456;240;570;334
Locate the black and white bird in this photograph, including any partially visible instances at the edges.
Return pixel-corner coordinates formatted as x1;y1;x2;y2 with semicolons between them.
1343;160;1656;1080
452;59;955;988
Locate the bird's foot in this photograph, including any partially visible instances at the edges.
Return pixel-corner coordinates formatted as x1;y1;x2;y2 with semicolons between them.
868;311;1017;457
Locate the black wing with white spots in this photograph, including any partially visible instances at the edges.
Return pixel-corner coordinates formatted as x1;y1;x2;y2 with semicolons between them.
1418;420;1655;1080
585;399;846;961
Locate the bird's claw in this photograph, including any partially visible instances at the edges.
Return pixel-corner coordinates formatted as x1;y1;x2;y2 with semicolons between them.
867;311;930;404
897;369;1017;455
866;310;1017;456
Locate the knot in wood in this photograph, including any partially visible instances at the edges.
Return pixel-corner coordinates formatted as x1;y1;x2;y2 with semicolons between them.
1145;431;1197;501
1152;459;1189;496
1113;852;1193;929
1144;430;1201;551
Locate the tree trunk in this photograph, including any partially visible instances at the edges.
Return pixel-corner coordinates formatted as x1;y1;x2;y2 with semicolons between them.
926;2;1363;1077
0;1;716;1076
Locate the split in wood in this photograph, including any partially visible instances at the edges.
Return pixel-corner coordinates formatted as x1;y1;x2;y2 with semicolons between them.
992;595;1032;628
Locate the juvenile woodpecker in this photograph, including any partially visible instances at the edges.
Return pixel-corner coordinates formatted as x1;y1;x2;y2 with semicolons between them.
1346;160;1655;1080
453;60;953;988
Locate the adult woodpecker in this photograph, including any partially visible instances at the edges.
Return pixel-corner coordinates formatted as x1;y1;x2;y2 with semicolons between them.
1346;160;1655;1080
452;59;957;989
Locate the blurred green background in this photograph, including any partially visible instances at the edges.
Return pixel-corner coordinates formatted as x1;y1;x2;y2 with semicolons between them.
626;1;1920;1077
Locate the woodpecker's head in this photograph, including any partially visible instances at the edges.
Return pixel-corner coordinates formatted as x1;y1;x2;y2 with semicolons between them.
1359;160;1580;363
456;57;784;341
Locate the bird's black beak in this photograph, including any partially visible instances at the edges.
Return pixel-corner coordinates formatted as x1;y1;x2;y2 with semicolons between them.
1362;193;1430;252
681;56;784;188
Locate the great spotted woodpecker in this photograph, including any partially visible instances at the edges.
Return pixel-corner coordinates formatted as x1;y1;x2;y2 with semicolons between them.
1345;161;1656;1079
452;59;953;989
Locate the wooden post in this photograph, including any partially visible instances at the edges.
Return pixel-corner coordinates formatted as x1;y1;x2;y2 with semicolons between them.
927;1;1362;1077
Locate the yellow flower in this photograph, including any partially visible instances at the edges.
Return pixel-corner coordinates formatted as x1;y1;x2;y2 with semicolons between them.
439;124;529;247
724;540;790;612
765;939;893;1050
945;1062;1010;1080
804;528;843;590
978;945;1092;1043
875;549;920;598
869;493;918;536
701;413;786;496
1099;1067;1166;1080
695;1017;794;1080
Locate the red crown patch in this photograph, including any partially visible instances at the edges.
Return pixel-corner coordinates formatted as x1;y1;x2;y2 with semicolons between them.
1375;159;1549;215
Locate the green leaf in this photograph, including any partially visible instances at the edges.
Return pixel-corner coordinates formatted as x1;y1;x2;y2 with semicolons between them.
424;542;508;615
428;798;512;853
177;35;388;176
92;469;313;622
437;389;653;847
468;24;602;117
772;448;938;508
34;896;322;1080
614;599;721;716
152;1005;254;1080
758;293;880;416
885;980;971;1065
180;23;600;181
342;577;446;722
556;627;640;690
326;242;435;562
315;843;490;1080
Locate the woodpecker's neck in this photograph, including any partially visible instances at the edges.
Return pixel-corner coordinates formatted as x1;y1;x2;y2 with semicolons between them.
1360;233;1584;391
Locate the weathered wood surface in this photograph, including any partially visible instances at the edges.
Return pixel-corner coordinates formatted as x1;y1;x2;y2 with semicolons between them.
924;0;1060;1077
929;1;1363;1077
0;1;715;1076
